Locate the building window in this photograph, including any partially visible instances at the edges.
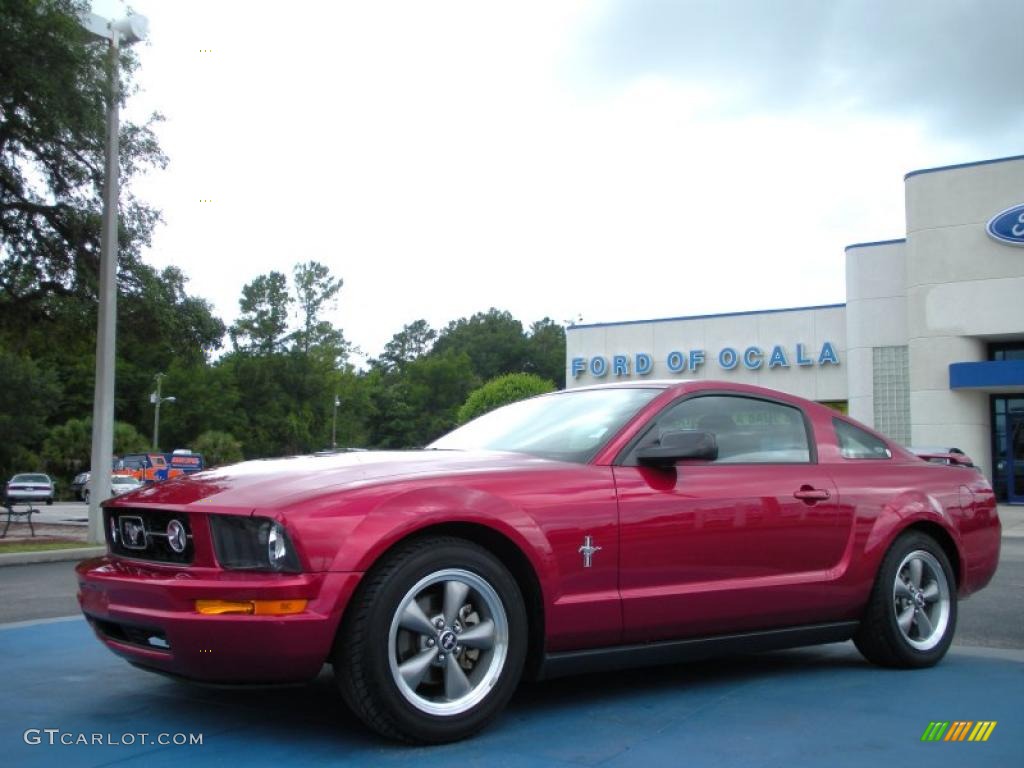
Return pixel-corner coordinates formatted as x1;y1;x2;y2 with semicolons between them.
818;400;848;415
988;342;1024;362
873;345;910;445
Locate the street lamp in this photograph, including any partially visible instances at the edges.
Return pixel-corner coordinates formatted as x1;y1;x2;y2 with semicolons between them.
151;373;176;451
80;10;149;544
332;394;340;451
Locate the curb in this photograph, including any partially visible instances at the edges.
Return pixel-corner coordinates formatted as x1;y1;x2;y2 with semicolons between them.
0;546;105;567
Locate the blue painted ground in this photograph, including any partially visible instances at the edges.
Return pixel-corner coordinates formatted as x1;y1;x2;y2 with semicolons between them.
1;617;1021;767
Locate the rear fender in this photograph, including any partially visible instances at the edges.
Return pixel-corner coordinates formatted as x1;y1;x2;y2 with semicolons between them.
863;489;965;584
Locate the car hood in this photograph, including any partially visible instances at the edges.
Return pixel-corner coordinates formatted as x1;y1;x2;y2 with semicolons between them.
111;450;563;511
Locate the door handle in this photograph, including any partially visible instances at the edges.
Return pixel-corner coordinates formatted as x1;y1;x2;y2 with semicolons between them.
794;487;831;502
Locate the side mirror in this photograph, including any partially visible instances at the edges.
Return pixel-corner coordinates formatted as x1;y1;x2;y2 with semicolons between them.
636;430;718;468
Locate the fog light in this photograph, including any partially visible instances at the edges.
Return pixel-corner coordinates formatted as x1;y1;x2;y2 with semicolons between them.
195;599;308;616
195;600;253;615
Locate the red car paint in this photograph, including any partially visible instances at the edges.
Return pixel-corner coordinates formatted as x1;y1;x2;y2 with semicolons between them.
77;381;1001;683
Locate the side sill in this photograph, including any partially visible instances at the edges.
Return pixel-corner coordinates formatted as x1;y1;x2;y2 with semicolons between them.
538;621;859;680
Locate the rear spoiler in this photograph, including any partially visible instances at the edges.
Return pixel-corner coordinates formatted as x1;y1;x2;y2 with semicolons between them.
912;450;975;467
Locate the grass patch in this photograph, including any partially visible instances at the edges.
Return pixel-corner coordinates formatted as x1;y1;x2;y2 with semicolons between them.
0;540;96;554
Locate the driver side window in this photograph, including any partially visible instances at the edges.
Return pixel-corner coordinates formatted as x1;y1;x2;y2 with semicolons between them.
650;395;811;464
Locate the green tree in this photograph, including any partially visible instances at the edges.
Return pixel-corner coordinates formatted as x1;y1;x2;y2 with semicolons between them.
291;260;347;359
113;421;148;454
367;352;477;448
0;1;230;465
193;430;244;468
331;369;372;448
431;308;527;381
0;0;167;332
41;417;91;476
0;347;61;478
457;373;555;424
218;352;295;456
114;266;226;431
41;417;147;490
229;272;291;353
524;317;567;388
373;319;436;373
154;361;244;452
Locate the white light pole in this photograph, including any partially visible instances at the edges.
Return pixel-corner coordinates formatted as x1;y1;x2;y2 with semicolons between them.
80;11;149;543
151;372;176;451
332;394;340;450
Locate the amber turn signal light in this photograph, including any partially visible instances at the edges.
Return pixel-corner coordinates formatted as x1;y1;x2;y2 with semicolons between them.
195;599;308;616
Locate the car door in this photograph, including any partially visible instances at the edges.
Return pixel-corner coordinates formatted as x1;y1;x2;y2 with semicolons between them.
614;393;846;643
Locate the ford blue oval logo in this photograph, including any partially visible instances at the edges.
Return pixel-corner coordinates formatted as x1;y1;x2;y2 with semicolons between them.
987;203;1024;246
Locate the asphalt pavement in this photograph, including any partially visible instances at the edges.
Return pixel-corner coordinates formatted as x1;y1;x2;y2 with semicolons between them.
1;619;1021;767
0;560;81;624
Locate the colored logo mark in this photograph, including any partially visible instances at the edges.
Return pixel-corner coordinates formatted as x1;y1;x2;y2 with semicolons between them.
987;203;1024;246
921;721;997;742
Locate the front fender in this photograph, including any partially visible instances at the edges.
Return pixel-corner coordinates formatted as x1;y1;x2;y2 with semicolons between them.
329;484;553;586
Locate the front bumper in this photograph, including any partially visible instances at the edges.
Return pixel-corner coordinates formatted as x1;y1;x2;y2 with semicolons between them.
77;556;362;683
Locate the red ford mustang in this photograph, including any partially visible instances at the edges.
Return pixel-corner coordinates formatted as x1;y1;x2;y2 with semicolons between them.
77;381;1001;743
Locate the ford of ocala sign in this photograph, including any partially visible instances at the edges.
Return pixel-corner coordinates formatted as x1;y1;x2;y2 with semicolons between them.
571;341;840;379
987;203;1024;246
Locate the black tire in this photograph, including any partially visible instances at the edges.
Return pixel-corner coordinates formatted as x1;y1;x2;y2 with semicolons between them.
854;531;957;668
335;536;527;743
82;489;90;504
46;498;53;505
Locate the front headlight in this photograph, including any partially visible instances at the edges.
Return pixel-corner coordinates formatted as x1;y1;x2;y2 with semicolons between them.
209;516;301;573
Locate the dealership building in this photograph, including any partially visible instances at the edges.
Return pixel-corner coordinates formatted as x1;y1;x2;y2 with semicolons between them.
566;154;1024;504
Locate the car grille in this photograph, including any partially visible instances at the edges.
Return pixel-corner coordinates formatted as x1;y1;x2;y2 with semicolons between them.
105;508;194;564
90;616;171;651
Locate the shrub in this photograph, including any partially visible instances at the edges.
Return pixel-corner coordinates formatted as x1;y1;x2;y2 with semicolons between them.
457;373;555;424
193;430;244;468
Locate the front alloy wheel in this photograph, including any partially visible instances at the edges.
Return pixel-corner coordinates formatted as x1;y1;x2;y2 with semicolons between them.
388;568;509;717
336;537;527;743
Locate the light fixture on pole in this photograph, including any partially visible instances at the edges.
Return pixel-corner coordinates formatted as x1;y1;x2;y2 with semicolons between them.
79;10;149;544
151;372;176;451
332;394;340;451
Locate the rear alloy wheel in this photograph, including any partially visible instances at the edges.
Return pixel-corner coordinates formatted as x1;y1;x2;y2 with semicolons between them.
854;531;957;668
336;537;527;743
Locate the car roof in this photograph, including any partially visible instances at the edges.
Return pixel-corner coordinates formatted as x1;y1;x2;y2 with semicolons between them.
562;379;691;392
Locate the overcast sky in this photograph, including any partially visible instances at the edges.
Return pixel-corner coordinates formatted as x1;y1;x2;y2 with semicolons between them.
90;0;1023;363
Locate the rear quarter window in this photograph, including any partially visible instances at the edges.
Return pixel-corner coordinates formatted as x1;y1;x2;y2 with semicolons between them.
833;418;892;459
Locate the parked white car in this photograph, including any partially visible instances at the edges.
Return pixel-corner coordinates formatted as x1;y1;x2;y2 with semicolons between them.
4;473;55;505
82;474;144;503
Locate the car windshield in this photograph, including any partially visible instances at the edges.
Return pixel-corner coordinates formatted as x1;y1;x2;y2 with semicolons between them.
13;474;49;483
429;388;661;463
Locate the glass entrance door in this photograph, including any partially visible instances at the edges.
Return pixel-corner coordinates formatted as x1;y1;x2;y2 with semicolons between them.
1009;412;1024;505
993;397;1024;504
